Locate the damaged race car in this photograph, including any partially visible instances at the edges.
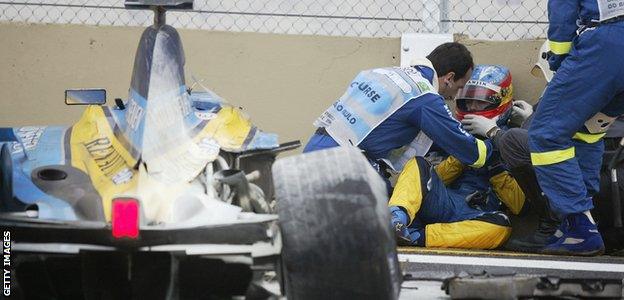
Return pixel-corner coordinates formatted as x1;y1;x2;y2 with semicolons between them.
0;1;401;299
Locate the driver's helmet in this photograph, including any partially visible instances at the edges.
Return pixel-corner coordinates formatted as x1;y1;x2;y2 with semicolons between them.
455;64;513;126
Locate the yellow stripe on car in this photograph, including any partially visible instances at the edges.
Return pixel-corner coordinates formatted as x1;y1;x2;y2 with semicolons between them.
196;106;253;151
70;106;138;221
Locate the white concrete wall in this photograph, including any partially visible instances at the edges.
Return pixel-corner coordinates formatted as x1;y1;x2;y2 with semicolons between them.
0;23;545;148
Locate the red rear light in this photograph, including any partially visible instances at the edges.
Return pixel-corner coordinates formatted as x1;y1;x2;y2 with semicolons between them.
111;197;140;239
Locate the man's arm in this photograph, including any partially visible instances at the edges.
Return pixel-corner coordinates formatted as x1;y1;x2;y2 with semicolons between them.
413;95;491;168
547;0;580;70
461;100;534;149
434;156;465;185
490;171;526;215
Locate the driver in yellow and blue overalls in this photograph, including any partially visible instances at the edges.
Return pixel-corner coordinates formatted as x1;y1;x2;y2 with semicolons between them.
390;65;526;249
526;0;624;256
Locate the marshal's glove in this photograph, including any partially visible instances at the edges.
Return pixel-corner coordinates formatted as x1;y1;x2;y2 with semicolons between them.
461;114;498;139
509;100;533;127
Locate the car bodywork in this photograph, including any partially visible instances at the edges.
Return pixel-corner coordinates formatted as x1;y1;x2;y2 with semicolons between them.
3;15;281;224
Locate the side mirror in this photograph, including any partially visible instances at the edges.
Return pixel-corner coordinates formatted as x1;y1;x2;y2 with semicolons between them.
65;89;106;105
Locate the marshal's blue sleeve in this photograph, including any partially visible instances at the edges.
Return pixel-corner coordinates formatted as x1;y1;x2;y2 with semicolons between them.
411;95;491;168
547;0;580;55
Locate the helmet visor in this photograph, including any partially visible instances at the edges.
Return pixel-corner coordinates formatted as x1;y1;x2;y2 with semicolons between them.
456;83;500;104
456;98;498;113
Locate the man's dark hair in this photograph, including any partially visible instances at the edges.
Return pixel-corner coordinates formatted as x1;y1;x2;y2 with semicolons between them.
426;42;474;80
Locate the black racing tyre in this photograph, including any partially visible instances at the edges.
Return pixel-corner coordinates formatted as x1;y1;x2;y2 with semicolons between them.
272;146;401;300
0;143;13;205
595;167;624;254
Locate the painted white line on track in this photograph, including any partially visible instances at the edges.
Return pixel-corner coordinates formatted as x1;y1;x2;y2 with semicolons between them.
14;243;116;253
398;253;624;273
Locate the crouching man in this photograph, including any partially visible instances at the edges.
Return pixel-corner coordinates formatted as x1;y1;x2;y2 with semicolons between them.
304;43;489;191
390;65;525;249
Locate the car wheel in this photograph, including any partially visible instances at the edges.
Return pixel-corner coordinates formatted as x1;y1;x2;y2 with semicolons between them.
0;143;13;204
272;146;401;300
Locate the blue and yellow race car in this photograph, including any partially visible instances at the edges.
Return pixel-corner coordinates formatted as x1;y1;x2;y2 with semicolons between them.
0;1;401;299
